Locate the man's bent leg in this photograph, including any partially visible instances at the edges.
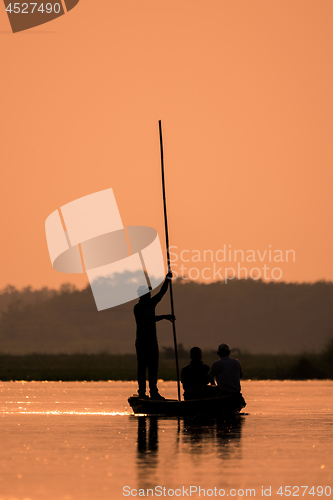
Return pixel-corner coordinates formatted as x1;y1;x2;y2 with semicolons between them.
136;344;148;397
147;344;159;397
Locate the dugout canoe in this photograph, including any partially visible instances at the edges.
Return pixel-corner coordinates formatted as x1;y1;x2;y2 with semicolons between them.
128;393;246;416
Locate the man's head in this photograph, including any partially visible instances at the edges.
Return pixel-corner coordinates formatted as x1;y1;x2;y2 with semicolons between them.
217;343;230;357
190;346;202;361
137;285;152;300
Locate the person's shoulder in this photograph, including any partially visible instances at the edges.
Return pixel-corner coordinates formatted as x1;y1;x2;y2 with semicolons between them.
181;364;191;373
230;357;241;364
208;360;219;374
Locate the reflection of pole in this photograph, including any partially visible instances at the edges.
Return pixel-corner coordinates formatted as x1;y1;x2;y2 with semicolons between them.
159;120;181;402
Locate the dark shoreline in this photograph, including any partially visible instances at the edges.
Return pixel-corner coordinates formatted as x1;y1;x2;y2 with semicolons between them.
0;351;331;381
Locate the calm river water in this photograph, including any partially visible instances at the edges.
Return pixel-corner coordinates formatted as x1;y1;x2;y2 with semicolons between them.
0;381;332;500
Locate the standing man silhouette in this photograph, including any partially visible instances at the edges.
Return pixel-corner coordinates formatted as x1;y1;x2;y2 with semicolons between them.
134;272;175;400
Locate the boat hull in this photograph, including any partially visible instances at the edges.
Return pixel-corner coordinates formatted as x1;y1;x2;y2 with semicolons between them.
128;393;246;416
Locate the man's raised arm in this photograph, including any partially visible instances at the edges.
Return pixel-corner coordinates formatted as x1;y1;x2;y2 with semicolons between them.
151;272;173;306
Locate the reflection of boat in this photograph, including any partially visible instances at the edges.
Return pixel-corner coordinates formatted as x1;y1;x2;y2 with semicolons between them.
128;393;246;416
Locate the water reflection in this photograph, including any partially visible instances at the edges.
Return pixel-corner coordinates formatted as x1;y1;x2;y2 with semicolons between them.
182;416;244;460
135;415;244;465
136;416;160;479
137;416;159;455
1;382;331;499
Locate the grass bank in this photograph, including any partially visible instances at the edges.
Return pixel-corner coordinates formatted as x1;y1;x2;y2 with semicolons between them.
0;348;332;381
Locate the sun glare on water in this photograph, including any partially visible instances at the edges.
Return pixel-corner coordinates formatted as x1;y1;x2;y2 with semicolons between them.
3;410;130;415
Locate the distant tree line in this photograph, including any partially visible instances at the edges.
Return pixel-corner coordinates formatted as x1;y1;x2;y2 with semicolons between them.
0;279;332;355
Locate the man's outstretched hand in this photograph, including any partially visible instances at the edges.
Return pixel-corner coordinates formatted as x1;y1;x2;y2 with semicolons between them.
165;314;176;322
166;271;173;280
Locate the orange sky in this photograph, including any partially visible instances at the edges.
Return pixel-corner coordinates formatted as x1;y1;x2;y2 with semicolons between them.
0;0;332;290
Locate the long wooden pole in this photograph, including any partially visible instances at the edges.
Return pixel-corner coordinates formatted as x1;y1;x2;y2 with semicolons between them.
158;120;181;402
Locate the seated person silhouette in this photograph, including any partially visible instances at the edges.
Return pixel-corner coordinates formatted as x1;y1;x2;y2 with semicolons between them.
207;343;243;395
181;347;217;400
